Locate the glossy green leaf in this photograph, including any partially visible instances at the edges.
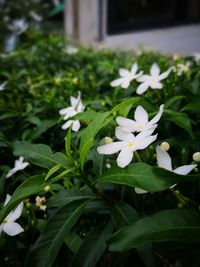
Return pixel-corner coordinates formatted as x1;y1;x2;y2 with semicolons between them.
100;163;198;192
108;209;200;251
164;95;185;109
0;175;46;223
71;223;113;267
45;164;62;181
65;127;73;161
13;141;69;169
25;199;89;267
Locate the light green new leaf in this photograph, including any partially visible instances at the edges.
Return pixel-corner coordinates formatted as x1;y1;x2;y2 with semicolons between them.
71;223;113;267
25;199;90;267
108;209;200;251
99;163;198;192
65;127;73;161
45;164;62;181
0;175;46;223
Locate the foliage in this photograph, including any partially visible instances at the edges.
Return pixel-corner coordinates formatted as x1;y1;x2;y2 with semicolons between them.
0;34;200;266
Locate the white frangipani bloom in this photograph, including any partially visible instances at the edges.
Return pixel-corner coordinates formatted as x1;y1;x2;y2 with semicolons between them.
97;127;157;168
135;146;197;194
0;81;7;91
8;19;28;35
6;157;29;178
116;104;164;133
59;91;85;132
110;63;143;89
136;63;172;94
0;194;24;236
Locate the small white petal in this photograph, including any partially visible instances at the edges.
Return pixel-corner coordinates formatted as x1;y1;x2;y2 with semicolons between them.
151;81;163;89
149;104;164;126
4;194;11;206
130;62;138;75
134;106;149;125
3;222;24;236
173;164;197;175
136;82;150;95
116;117;136;132
159;67;172;80
6;168;17;178
135;188;148;194
156;146;172;171
119;68;130;77
150;63;160;77
97;142;124;155
61;120;73;130
117;148;133;168
121;78;131;89
72;120;81;132
59;107;73;116
110;78;125;87
63;108;77;120
135;134;157;150
136;75;150;83
115;127;135;141
7;202;23;222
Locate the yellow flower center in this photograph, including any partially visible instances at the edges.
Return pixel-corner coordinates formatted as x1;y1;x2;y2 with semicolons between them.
136;123;144;130
127;142;134;148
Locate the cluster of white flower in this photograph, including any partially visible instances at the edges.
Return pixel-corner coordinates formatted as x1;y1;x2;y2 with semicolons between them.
97;105;164;168
111;62;173;95
59;91;85;132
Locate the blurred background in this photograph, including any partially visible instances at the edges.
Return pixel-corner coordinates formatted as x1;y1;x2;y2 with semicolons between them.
1;0;200;55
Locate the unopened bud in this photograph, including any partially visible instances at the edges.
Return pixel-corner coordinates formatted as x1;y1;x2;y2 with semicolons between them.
178;203;183;209
160;142;170;151
105;137;113;144
194;167;199;173
44;185;51;192
192;152;200;162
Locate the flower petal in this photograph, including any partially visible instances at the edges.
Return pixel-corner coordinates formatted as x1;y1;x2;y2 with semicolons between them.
6;168;17;178
116;116;136;132
97;142;124;155
135;188;148;194
115;127;135;141
63;108;77;120
61;120;73;130
135;134;157;151
159;67;173;80
150;63;160;77
136;82;149;95
59;107;73;115
121;78;130;89
156;146;172;171
173;164;197;175
149;104;164;126
117;148;133;168
3;222;24;236
130;62;138;75
136;75;150;83
134;106;148;125
7;202;23;222
4;194;11;206
119;68;130;77
110;78;124;87
151;81;163;89
72;120;81;132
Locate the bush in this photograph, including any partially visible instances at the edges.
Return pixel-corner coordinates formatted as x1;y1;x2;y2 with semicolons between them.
0;34;200;267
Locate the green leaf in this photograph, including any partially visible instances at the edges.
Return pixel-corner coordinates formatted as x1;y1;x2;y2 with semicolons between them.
46;189;95;207
79;112;111;169
45;164;62;181
164;109;193;137
13;141;69;169
25;199;89;267
64;233;83;253
110;202;139;230
108;209;200;251
164;95;185;109
74;109;97;120
65;127;73;161
71;223;113;267
99;163;198;192
112;97;140;113
0;175;46;223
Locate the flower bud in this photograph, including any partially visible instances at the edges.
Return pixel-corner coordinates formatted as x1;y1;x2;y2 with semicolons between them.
104;137;113;144
159;142;170;151
44;185;51;192
192;152;200;162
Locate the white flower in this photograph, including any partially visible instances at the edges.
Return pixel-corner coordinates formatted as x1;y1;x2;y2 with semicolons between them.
8;19;28;35
35;196;47;211
65;46;79;55
59;91;85;132
110;62;143;89
136;63;172;94
6;157;29;178
135;146;197;194
176;62;191;76
116;104;164;133
156;146;197;175
0;194;24;236
97;127;157;168
0;81;7;91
